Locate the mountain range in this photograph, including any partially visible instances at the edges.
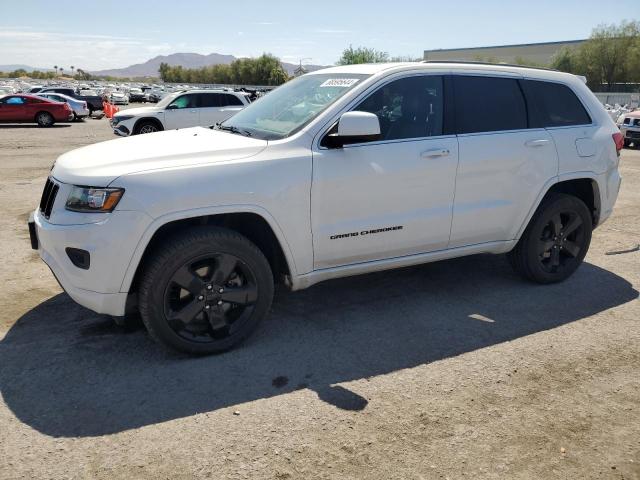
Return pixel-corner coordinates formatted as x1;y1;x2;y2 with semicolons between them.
89;52;327;78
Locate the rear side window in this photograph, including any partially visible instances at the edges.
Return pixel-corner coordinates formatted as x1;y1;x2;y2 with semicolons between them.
453;76;527;134
222;94;244;106
199;93;222;107
522;80;591;127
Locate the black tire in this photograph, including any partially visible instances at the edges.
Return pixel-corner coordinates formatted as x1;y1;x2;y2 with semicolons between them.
35;111;54;127
134;120;161;135
139;227;274;355
507;193;592;284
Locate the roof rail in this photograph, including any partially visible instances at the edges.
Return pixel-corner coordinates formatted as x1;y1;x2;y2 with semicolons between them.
421;60;558;72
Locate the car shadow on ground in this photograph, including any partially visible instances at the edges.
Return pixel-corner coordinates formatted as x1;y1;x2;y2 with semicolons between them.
0;124;72;129
0;254;637;438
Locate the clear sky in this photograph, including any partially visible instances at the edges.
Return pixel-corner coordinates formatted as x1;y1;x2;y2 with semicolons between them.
1;0;638;70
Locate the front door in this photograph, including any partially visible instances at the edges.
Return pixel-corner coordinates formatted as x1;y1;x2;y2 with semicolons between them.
0;96;27;122
311;74;459;269
163;93;200;129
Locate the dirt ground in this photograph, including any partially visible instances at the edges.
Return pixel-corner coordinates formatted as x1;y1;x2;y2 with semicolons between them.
0;114;638;480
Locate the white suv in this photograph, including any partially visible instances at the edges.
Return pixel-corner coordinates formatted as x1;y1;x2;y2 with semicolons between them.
110;89;250;136
29;62;623;354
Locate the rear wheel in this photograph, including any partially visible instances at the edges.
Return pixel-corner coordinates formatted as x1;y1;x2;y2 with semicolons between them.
139;227;274;354
507;193;592;284
35;111;54;127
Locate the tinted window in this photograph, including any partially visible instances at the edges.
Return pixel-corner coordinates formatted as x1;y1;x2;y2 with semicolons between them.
223;94;244;106
522;80;591;127
354;75;444;141
167;94;198;109
199;93;221;107
454;76;527;134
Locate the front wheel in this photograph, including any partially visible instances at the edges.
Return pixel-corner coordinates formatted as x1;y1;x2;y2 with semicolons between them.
507;193;592;284
135;121;160;135
139;227;274;354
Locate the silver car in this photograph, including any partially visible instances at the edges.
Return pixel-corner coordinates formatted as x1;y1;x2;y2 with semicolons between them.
36;92;90;120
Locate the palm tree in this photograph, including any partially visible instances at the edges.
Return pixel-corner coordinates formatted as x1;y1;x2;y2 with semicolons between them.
59;67;64;76
70;65;75;77
53;65;58;77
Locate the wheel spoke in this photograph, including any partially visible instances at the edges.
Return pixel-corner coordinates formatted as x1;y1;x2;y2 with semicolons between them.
221;284;258;305
538;239;555;255
213;254;237;285
550;247;561;267
563;240;581;258
168;299;202;324
172;265;204;295
563;214;583;236
550;214;562;236
207;307;228;330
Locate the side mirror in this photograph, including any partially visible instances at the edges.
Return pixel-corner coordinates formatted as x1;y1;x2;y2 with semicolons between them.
324;111;381;148
165;104;178;110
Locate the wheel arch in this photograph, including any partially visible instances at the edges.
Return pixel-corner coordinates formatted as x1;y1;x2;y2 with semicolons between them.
121;208;297;297
516;175;601;240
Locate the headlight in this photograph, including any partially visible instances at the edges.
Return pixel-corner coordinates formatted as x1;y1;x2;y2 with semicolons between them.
65;186;124;213
112;115;133;125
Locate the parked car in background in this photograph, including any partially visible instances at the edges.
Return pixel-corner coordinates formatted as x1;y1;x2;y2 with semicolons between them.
128;88;146;103
110;89;249;136
38;87;103;113
616;110;640;147
110;91;129;105
36;92;90;120
28;86;44;93
0;94;73;126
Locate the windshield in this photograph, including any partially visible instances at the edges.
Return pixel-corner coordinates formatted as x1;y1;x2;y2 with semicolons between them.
220;73;370;140
156;92;179;108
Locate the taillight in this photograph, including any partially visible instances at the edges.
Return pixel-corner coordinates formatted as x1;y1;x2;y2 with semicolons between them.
612;132;624;155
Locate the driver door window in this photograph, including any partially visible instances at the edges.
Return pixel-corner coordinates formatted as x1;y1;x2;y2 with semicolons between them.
164;94;200;129
353;75;444;141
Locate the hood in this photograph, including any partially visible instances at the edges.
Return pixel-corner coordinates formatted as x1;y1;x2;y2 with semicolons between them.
113;105;162;117
52;127;268;186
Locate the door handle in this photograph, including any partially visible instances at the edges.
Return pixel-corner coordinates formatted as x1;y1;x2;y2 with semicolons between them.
421;148;450;158
190;109;197;113
525;139;550;147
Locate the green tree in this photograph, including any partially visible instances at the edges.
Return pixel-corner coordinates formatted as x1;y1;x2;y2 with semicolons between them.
337;45;389;65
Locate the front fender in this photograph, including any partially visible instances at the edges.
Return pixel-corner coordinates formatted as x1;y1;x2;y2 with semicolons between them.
118;204;299;293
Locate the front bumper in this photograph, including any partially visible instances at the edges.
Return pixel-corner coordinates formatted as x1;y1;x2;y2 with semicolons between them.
29;207;152;316
620;125;640;141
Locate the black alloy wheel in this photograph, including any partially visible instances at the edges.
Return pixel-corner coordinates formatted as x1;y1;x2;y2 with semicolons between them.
508;193;592;284
139;227;274;354
164;253;258;343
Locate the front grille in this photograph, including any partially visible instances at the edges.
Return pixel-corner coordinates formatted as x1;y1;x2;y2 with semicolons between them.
628;131;640;139
39;177;59;219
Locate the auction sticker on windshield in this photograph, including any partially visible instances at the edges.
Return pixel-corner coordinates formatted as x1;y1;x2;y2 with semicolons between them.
320;78;360;88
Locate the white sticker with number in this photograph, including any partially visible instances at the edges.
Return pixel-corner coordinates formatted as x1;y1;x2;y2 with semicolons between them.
320;78;360;88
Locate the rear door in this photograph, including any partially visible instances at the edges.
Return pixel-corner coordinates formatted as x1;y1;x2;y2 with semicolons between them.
198;93;245;126
448;74;558;248
520;80;595;175
163;93;200;129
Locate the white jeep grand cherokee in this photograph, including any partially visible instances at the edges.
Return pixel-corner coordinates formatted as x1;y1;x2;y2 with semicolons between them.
30;62;623;354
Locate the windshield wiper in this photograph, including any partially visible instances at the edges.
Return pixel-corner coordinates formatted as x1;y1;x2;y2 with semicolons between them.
212;122;252;137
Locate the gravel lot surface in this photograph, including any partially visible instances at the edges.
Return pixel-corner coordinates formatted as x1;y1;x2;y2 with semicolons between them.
0;114;639;479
